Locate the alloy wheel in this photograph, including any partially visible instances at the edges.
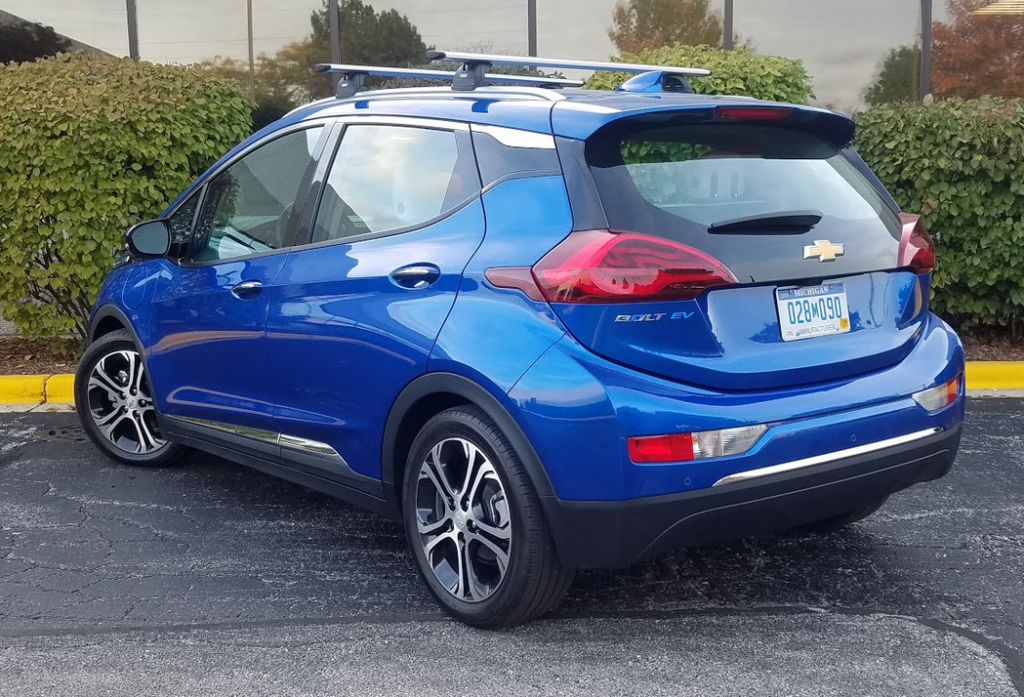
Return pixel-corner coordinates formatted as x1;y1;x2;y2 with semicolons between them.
414;437;512;602
86;349;166;455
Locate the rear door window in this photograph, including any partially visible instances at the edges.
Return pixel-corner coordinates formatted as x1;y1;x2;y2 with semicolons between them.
311;124;479;244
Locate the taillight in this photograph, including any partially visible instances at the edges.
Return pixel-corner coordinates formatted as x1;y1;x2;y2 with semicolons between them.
912;375;961;412
529;229;738;304
898;213;935;274
628;424;767;464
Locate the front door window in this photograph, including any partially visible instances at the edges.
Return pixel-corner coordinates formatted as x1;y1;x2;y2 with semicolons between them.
192;127;324;262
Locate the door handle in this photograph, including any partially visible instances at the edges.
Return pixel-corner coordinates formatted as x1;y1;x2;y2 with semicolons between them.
231;280;264;298
390;264;441;290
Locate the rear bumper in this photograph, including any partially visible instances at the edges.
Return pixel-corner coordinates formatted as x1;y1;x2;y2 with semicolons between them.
543;424;961;569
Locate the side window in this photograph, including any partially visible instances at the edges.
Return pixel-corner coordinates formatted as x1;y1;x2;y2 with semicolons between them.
192;126;324;262
312;124;478;244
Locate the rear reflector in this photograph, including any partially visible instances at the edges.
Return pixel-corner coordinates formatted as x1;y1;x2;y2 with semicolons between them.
715;106;794;121
898;213;936;274
627;432;694;463
531;229;738;304
912;375;961;412
628;424;767;464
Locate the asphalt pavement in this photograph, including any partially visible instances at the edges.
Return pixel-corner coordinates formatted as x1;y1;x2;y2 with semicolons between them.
1;399;1022;696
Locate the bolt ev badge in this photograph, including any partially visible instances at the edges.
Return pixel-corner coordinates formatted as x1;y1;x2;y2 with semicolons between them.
803;240;845;262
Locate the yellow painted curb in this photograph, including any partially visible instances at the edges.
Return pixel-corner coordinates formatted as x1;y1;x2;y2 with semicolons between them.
0;375;46;405
45;374;76;403
0;363;1023;407
965;362;1024;390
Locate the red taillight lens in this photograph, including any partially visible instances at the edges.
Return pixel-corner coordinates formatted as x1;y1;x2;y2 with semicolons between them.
531;229;738;304
628;433;694;463
898;213;935;274
715;106;794;121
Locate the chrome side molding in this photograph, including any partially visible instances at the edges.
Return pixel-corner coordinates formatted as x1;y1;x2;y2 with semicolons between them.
167;416;347;464
279;434;342;458
712;427;944;487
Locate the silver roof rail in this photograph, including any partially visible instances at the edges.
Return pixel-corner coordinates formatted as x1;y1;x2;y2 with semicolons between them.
427;50;712;92
314;63;584;98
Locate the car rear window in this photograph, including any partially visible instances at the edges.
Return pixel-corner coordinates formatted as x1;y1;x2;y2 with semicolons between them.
586;120;902;240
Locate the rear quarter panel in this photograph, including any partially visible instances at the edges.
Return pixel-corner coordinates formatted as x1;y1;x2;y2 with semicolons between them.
429;175;572;392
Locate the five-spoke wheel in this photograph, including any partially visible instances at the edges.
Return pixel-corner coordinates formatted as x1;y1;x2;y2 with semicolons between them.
415;437;512;602
75;329;184;467
86;349;165;454
403;406;572;628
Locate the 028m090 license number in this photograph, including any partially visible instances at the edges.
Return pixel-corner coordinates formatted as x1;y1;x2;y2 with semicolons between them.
776;282;851;342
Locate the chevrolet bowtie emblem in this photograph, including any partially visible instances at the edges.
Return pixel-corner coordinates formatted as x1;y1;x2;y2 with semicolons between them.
803;240;845;262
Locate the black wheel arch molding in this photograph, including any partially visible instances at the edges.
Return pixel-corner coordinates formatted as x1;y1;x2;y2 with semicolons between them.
88;304;140;346
381;372;557;514
85;304;160;414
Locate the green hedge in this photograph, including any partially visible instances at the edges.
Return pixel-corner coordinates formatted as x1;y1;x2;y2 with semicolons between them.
585;44;815;104
854;98;1024;331
0;54;253;343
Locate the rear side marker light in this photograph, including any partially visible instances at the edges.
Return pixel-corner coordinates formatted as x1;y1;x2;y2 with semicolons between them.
898;213;936;274
628;424;767;464
484;267;545;301
912;375;961;412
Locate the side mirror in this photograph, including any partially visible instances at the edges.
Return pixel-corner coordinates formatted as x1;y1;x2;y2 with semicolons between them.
126;219;171;258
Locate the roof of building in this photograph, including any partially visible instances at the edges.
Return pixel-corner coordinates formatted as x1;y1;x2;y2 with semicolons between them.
0;9;113;58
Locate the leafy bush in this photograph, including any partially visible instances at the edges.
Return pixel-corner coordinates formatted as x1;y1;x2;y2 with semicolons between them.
585;44;815;104
854;98;1024;331
0;54;253;343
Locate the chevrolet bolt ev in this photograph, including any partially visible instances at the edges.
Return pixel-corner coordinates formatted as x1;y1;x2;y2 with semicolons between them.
76;54;964;628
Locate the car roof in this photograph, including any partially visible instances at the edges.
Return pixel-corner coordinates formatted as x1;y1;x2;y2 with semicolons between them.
164;87;853;216
272;87;851;141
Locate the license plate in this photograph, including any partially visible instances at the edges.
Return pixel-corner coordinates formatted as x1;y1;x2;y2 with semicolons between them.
776;282;851;342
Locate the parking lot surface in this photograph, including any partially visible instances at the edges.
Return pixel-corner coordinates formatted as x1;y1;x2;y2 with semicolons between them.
1;400;1022;696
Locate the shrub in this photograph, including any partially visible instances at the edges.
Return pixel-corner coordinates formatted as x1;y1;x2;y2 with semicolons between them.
585;44;815;104
0;54;253;344
854;98;1024;331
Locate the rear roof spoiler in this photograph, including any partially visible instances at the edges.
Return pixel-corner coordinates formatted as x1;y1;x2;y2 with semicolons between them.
552;101;857;149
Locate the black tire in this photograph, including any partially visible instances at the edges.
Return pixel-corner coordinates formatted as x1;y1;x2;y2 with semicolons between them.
799;497;888;534
75;329;185;468
402;406;573;628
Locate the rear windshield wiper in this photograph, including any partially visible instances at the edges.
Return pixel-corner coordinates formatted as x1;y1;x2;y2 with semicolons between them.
709;209;823;234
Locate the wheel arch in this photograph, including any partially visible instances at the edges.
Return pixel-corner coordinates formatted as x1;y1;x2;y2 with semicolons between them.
381;372;556;514
89;305;138;345
84;305;166;408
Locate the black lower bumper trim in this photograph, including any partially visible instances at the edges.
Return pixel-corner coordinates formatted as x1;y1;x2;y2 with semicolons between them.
543;424;962;570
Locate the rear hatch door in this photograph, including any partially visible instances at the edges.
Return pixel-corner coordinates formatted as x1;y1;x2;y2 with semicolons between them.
548;106;927;391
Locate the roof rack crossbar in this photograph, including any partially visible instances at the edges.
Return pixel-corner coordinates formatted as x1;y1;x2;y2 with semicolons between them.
314;63;583;98
427;50;712;91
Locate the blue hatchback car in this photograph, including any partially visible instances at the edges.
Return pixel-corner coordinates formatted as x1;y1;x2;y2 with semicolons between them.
76;53;965;627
